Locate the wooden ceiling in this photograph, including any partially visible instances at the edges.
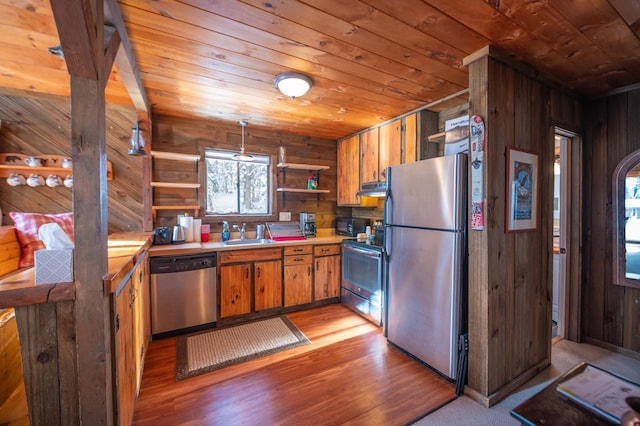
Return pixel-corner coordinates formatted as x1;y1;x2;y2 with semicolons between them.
1;0;639;140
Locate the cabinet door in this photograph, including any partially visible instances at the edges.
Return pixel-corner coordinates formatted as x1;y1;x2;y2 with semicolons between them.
284;264;312;307
361;127;380;184
404;113;418;164
337;135;360;206
378;120;402;181
314;255;341;300
220;264;252;317
114;280;136;426
254;260;282;311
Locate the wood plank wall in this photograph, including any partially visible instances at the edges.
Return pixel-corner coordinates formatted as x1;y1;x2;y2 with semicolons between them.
466;52;583;405
151;115;338;232
0;90;142;233
583;88;640;354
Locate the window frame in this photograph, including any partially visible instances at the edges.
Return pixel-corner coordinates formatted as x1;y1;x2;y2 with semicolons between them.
612;148;640;289
203;149;276;219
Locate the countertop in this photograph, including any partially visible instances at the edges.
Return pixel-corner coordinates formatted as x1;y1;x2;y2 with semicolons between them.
0;232;153;309
149;235;349;257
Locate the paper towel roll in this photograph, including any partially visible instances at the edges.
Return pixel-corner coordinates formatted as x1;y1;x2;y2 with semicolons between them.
179;216;194;242
193;219;202;242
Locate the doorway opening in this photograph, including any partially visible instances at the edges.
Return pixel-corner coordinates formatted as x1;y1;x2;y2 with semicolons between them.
552;128;581;341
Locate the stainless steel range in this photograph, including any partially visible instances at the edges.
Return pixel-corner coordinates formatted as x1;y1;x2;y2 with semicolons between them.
341;239;384;326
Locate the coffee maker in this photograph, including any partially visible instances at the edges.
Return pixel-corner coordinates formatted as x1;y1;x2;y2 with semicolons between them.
300;212;316;238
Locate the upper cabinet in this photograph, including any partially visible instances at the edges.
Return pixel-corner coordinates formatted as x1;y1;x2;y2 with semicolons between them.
377;119;402;182
337;135;360;206
404;113;418;164
361;120;402;185
337;112;420;205
361;127;380;185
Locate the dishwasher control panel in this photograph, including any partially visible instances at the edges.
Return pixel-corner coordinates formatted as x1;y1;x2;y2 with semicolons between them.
150;253;217;274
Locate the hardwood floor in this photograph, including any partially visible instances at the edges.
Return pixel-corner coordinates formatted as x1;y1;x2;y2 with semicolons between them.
132;304;456;425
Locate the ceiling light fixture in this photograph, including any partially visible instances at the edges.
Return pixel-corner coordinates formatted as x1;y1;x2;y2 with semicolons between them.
233;120;254;162
274;72;313;99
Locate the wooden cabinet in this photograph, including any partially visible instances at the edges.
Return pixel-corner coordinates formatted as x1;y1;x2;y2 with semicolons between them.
220;263;252;317
254;259;283;311
361;120;402;184
361;127;380;185
219;248;283;318
404;113;418;164
378;119;402;181
283;245;313;307
132;252;150;393
313;245;341;301
337;135;361;206
113;253;149;426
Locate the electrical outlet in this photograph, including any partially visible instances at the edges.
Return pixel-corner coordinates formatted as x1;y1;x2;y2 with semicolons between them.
279;212;291;221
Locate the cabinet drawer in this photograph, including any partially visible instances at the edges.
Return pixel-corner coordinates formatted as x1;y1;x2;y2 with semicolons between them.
284;245;312;256
219;248;282;264
313;245;341;257
284;254;312;265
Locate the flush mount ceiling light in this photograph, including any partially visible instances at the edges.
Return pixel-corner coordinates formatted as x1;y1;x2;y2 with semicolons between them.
274;72;313;99
233;120;254;162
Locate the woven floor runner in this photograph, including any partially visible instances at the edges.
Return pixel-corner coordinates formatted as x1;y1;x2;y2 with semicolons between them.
175;315;310;381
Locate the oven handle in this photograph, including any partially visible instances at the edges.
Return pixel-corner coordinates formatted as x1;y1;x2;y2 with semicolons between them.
342;244;382;259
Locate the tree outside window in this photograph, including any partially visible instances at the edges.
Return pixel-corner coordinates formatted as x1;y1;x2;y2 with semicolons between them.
205;150;271;215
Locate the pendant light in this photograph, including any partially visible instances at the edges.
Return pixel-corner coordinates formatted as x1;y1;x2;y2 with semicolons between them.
233;120;254;161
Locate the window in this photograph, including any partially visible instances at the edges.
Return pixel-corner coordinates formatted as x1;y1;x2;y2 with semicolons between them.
613;149;640;289
204;150;271;215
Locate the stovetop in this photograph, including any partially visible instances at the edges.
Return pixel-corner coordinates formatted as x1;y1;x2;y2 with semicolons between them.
342;238;384;252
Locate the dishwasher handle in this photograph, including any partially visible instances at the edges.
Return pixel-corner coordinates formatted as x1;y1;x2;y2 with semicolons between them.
150;253;217;274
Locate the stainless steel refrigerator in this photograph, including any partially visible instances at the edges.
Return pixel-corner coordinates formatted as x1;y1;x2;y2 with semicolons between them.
384;153;467;380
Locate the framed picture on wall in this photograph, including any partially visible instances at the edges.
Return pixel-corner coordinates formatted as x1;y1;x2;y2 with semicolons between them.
506;147;538;232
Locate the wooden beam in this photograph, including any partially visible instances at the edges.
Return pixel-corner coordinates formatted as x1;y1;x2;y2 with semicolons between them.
103;25;121;85
49;0;99;79
70;72;113;424
50;0;114;423
105;0;150;112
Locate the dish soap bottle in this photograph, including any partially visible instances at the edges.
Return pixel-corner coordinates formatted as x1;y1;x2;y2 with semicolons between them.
222;221;230;242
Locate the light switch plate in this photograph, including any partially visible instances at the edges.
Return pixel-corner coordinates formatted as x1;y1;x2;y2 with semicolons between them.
279;212;291;221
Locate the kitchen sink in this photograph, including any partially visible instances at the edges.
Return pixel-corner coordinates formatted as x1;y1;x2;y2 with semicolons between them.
222;238;275;246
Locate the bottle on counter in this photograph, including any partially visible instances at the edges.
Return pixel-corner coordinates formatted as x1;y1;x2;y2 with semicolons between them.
222;221;231;242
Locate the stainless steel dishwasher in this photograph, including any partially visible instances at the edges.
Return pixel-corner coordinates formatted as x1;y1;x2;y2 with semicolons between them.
150;253;217;336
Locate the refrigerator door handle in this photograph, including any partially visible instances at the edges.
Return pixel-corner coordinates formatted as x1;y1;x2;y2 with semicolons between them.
384;187;393;260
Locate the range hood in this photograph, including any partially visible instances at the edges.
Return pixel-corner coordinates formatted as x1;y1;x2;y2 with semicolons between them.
356;182;388;198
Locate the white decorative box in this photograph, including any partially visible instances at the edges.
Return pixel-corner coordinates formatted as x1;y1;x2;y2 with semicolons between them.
34;248;74;284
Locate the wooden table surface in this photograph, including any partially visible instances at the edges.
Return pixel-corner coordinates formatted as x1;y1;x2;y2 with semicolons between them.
511;362;634;425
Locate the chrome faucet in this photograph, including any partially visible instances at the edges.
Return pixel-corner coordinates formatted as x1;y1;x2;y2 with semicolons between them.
233;223;246;239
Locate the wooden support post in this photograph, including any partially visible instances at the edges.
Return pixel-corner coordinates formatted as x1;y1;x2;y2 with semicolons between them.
15;301;77;425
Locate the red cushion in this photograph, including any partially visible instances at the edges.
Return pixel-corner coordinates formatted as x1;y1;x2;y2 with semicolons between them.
9;212;74;268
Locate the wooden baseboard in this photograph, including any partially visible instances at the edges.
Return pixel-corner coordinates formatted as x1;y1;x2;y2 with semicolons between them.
464;357;550;407
582;336;640;361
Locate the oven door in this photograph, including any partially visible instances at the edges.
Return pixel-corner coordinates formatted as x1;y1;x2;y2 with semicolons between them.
341;244;383;307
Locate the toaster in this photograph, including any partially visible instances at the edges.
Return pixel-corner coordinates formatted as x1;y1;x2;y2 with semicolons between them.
153;227;172;245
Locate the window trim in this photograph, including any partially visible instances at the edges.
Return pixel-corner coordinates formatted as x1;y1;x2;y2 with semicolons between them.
612;148;640;289
203;148;275;218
